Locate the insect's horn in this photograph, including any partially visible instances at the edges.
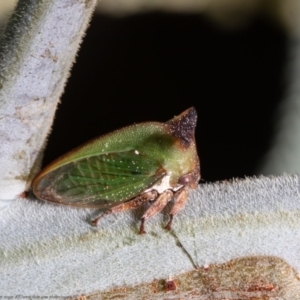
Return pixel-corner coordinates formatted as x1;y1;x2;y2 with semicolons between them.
167;107;197;147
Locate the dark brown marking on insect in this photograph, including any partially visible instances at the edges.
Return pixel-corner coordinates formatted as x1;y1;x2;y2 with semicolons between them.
167;107;197;148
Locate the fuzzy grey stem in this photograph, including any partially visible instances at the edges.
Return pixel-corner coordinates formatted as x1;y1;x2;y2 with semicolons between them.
0;0;97;203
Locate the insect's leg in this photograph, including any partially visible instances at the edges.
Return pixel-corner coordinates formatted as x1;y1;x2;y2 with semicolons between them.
140;190;173;234
91;190;157;226
165;188;188;230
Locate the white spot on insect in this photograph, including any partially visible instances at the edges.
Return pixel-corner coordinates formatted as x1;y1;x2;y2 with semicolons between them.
134;150;139;155
145;175;183;194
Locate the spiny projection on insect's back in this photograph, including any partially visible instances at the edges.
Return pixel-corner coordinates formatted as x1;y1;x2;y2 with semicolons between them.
32;107;200;233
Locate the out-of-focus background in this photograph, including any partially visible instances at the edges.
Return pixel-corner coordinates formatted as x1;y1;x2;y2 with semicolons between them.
1;0;300;182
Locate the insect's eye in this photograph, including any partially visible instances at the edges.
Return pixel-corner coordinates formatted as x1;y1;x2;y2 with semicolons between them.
178;174;193;185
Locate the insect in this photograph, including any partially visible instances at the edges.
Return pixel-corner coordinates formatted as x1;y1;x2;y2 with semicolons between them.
32;107;200;233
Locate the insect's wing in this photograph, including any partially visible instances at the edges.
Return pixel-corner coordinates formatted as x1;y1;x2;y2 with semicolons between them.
34;150;166;208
